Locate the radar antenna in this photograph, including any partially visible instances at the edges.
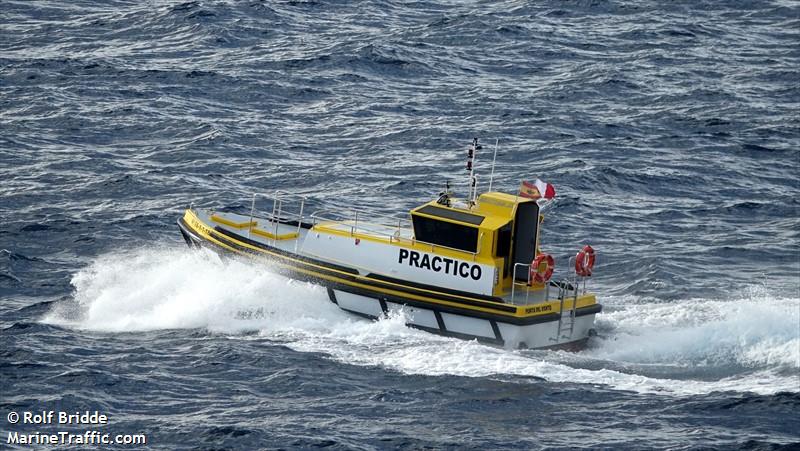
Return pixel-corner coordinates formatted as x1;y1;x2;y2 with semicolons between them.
437;180;452;207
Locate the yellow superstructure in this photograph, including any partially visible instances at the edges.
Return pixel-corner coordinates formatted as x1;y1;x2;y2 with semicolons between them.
408;192;545;296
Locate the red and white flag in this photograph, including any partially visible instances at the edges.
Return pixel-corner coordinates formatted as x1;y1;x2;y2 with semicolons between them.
519;179;556;200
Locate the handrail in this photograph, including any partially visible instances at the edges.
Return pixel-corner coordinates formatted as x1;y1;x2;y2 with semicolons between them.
248;192;304;219
314;209;479;257
510;262;532;306
247;191;307;244
309;209;347;225
310;208;412;243
310;208;483;258
247;192;486;261
310;207;409;226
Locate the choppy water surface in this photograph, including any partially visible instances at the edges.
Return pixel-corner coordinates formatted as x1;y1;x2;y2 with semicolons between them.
2;1;799;449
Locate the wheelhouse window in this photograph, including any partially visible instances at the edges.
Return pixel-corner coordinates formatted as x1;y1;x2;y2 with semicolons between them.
495;222;512;258
412;216;479;253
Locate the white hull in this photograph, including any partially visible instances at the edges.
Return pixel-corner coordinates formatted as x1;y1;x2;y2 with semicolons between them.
329;289;596;349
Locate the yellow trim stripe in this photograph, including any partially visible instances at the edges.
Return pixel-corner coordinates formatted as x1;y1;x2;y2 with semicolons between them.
251;228;299;241
210;214;257;229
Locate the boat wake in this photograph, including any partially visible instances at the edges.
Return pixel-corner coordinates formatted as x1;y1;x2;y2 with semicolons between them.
43;246;800;397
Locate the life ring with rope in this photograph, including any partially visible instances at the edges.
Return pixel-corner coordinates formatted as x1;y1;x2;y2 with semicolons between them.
529;253;555;285
575;245;596;277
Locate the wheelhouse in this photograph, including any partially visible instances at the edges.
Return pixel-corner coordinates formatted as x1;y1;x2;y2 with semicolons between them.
410;192;542;295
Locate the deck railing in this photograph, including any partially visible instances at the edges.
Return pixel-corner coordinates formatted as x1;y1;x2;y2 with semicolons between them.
509;256;591;307
245;191;486;261
309;208;411;242
509;255;594;341
247;191;307;251
308;204;490;260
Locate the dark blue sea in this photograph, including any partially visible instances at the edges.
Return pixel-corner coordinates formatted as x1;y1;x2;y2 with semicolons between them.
2;1;799;449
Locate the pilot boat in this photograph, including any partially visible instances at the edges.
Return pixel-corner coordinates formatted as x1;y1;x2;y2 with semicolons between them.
177;139;602;349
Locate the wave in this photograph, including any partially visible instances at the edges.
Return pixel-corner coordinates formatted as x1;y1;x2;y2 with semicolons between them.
590;290;800;369
43;246;800;397
44;247;346;333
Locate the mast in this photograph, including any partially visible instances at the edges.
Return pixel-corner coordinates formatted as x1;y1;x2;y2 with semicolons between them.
466;138;482;206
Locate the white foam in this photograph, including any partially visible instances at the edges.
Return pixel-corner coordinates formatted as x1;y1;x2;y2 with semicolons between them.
283;308;799;396
44;247;348;333
588;289;800;369
44;247;800;397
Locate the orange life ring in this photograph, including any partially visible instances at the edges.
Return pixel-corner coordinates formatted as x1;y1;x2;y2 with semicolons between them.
575;245;595;277
529;253;555;285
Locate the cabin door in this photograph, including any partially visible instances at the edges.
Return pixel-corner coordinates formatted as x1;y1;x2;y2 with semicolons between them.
512;202;540;281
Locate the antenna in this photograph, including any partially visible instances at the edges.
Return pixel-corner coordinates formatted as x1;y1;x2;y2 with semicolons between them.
488;138;499;193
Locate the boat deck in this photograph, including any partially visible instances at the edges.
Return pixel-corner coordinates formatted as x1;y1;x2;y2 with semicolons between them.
200;210;308;254
501;285;552;305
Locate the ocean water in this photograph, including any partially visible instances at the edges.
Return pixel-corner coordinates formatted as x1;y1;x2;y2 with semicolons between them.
2;1;799;449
